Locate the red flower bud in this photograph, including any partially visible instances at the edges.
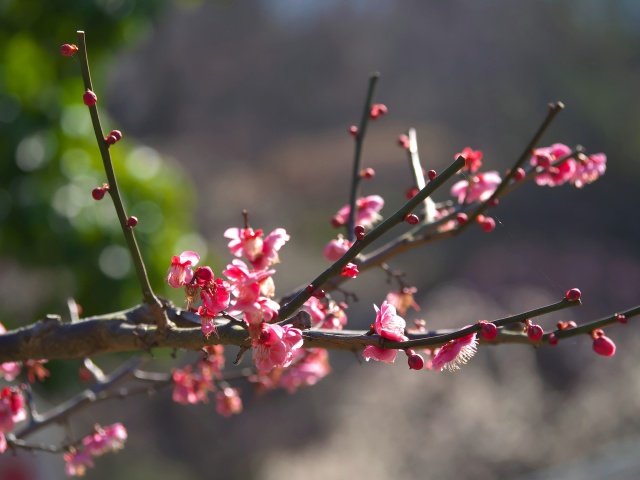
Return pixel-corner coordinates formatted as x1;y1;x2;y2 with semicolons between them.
398;134;410;150
370;104;388;119
407;353;425;370
513;167;526;182
616;314;627;325
83;90;97;107
478;320;498;340
126;216;138;228
487;198;499;207
405;186;419;199
426;170;437;181
312;289;326;299
564;288;581;302
105;135;117;145
354;225;365;240
404;214;419;225
526;323;544;342
92;187;106;200
456;213;468;225
593;335;616;357
349;125;359;137
60;44;78;56
480;217;496;232
360;168;375;179
548;333;558;346
110;130;122;141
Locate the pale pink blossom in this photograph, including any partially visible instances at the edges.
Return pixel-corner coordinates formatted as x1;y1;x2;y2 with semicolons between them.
216;387;243;417
64;451;94;477
303;297;327;326
165;251;200;288
224;227;290;270
373;301;407;342
531;143;577;187
450;171;502;204
279;349;331;393
362;345;398;363
253;324;303;372
572;153;606;188
200;345;225;380
432;331;478;372
172;366;213;405
385;287;421;316
223;259;275;297
82;423;127;457
323;235;353;262
333;195;385;228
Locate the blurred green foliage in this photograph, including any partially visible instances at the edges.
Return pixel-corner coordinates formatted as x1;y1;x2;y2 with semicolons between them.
0;0;202;327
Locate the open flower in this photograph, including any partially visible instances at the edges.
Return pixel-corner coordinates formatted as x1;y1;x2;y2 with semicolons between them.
450;171;502;204
165;251;200;288
323;235;353;262
572;153;606;188
216;387;243;417
64;451;94;477
531;143;577;187
333;195;384;228
224;227;290;270
253;323;303;372
432;330;478;372
457;147;483;173
362;302;407;363
82;423;127;457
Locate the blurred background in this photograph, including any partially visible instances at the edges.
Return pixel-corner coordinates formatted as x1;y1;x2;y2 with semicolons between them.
1;0;640;478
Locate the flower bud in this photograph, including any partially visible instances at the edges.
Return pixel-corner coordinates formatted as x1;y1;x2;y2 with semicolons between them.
360;168;375;179
513;167;526;182
616;314;627;325
548;333;558;346
480;217;496;232
407;353;425;370
404;214;419;225
427;170;437;181
354;225;365;240
370;104;388;120
92;187;107;200
126;216;138;228
331;215;345;228
349;125;358;137
564;288;581;302
478;320;498;340
110;130;122;141
83;90;97;107
456;213;468;225
592;334;616;357
60;44;78;56
398;134;410;150
405;186;419;199
526;323;544;341
487;198;499;207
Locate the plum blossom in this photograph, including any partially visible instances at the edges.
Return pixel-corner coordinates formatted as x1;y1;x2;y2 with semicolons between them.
224;227;290;270
172;365;213;405
572;153;606;188
64;451;94;477
333;195;384;228
531;143;577;187
165;251;200;288
362;301;408;363
302;297;348;329
223;259;275;297
200;278;231;315
82;423;127;457
385;287;420;316
341;263;359;278
253;323;303;372
432;330;478;372
0;323;22;382
215;387;243;417
457;147;483;173
279;349;331;393
0;387;26;453
197;306;216;338
323;235;353;262
450;171;502;204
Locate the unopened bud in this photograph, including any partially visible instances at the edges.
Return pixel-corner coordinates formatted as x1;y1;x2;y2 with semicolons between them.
83;90;97;107
360;168;375;179
126;216;138;228
404;214;419;225
427;170;437;181
564;288;581;302
480;217;496;232
407;353;425;370
60;44;78;56
354;225;366;240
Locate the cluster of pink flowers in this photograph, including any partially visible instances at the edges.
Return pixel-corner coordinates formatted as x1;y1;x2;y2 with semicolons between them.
331;195;384;228
278;349;331;393
172;345;229;406
450;171;502;204
253;323;303;373
0;387;26;453
531;143;606;188
0;324;49;383
362;301;408;363
64;423;127;477
303;297;348;329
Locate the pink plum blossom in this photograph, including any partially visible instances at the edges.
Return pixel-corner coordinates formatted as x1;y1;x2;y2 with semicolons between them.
200;278;231;315
572;153;606;188
216;387;243;417
165;251;200;288
223;259;275;297
457;147;483;173
64;451;94;477
0;387;26;452
172;366;213;405
82;423;127;457
224;227;290;270
450;171;502;204
372;301;408;342
341;263;359;278
323;235;353;262
432;330;478;372
197;306;216;338
531;143;577;187
385;287;421;316
333;195;384;228
253;323;303;372
362;345;398;363
279;348;331;393
0;324;22;382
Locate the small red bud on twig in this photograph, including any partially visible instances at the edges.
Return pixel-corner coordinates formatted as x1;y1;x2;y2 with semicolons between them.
427;170;437;181
126;216;138;228
526;323;544;342
487;198;499;207
513;168;526;182
404;214;419;225
360;168;375;179
398;134;410;150
60;44;78;56
405;186;419;199
354;225;366;240
548;333;558;346
407;353;425;370
91;184;109;201
480;217;496;232
564;288;581;302
349;125;359;137
616;314;627;325
83;90;97;107
370;104;387;120
456;213;468;225
478;320;498;340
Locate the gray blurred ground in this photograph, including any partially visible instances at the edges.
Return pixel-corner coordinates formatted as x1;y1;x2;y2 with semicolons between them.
8;1;640;478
